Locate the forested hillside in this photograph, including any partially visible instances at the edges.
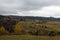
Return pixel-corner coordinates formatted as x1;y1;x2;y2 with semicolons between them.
0;15;60;36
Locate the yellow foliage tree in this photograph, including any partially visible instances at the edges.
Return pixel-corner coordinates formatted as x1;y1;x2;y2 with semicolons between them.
0;26;7;34
14;23;22;33
14;23;27;34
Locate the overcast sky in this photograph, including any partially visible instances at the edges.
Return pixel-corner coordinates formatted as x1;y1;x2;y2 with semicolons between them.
0;0;60;17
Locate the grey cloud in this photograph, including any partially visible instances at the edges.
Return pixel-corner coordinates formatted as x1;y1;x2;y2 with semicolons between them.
0;0;60;15
18;0;60;11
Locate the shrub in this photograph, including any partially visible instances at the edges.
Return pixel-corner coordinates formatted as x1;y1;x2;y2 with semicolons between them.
57;32;60;35
47;31;56;36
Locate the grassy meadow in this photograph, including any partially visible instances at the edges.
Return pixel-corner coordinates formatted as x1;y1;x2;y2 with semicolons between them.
0;35;60;40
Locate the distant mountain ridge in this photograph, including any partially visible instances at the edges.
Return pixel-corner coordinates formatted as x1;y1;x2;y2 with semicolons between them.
0;15;60;21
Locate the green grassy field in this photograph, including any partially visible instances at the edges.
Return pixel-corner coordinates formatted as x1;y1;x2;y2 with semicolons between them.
0;35;60;40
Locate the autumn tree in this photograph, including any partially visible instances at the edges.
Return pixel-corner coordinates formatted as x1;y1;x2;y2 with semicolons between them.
0;26;7;35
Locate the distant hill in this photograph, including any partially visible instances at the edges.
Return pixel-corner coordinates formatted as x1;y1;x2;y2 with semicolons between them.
0;15;60;21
